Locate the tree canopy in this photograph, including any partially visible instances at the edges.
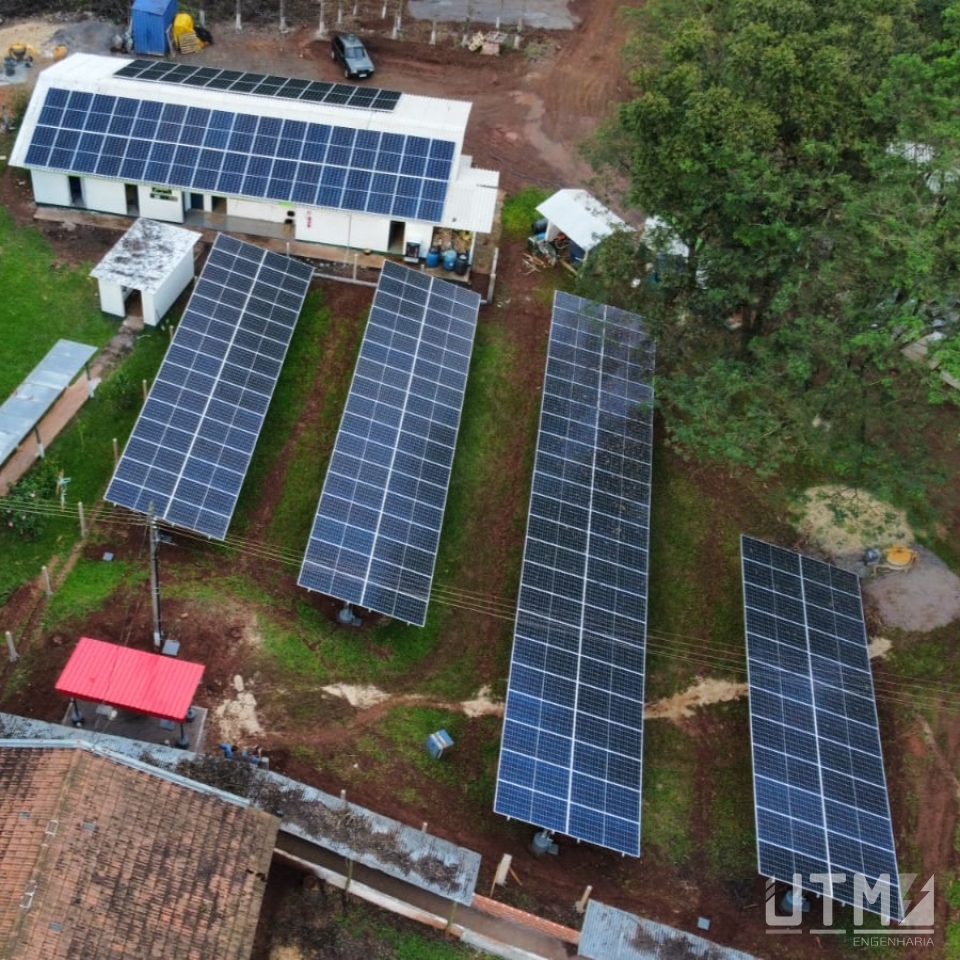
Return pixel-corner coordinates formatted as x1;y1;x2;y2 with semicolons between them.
582;0;960;483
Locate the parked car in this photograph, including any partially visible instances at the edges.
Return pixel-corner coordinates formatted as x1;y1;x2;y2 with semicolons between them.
331;34;375;80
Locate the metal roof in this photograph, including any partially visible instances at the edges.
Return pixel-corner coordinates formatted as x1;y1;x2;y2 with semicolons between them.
441;156;500;233
55;637;205;722
579;901;756;960
535;188;628;252
0;339;97;468
90;219;201;293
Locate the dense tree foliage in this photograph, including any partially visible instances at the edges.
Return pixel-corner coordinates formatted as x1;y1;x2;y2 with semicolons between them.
583;0;960;481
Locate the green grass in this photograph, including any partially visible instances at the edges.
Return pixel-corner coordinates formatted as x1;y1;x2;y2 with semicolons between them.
500;186;551;239
0;207;118;399
646;457;744;698
339;910;483;959
42;556;139;628
233;289;359;560
0;312;169;605
642;722;696;864
703;705;756;880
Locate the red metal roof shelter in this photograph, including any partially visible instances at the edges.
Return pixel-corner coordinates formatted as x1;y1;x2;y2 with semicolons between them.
55;637;204;722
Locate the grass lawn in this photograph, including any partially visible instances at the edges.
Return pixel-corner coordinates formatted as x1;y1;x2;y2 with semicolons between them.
0;208;171;603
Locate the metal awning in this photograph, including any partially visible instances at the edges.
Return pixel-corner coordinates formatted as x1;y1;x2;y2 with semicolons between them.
0;340;97;467
55;637;204;722
535;189;628;252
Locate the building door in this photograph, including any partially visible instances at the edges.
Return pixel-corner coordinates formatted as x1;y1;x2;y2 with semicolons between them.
68;176;84;206
388;220;404;253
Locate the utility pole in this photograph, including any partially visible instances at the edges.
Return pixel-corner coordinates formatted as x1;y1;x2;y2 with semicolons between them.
149;508;163;649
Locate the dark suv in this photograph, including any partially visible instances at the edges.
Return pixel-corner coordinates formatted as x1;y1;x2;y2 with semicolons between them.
331;34;375;80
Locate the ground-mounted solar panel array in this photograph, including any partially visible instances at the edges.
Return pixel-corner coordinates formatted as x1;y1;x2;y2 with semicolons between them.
494;292;655;857
115;59;403;112
24;87;454;222
298;261;481;626
106;234;313;539
741;536;903;919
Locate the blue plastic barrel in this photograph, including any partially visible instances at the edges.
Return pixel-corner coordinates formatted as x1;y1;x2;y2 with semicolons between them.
425;246;441;268
442;249;458;271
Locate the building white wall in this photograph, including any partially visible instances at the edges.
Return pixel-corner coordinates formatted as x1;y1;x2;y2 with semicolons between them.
228;197;292;223
296;208;350;246
138;185;184;223
144;247;196;326
97;280;127;318
84;178;127;216
31;170;72;207
348;214;392;252
294;209;395;251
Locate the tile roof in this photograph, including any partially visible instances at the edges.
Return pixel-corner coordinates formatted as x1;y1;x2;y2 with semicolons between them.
0;743;278;959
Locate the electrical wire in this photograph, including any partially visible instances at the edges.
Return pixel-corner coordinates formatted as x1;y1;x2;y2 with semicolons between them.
10;496;960;709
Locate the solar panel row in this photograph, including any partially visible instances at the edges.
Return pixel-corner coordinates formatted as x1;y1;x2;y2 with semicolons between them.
494;292;655;857
741;536;902;919
298;261;480;626
25;87;453;222
106;235;313;539
115;59;402;112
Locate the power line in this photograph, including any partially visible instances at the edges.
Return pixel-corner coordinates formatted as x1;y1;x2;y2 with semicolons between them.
10;497;959;708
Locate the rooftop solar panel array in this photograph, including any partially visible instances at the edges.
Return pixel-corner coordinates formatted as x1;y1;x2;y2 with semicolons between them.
106;235;313;539
23;87;454;222
494;292;655;857
298;261;480;626
741;535;902;919
115;59;403;112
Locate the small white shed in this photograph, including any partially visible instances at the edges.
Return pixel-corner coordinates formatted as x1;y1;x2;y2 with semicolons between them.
535;189;629;263
90;220;201;326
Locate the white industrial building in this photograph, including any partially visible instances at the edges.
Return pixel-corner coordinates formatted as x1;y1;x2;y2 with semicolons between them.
11;54;499;260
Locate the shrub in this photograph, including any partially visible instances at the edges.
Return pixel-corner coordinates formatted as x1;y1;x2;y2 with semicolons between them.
0;458;61;540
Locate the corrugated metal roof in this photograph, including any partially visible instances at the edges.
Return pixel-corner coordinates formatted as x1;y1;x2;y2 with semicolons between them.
536;188;629;252
579;901;756;960
0;712;483;906
441;158;500;232
0;340;97;468
54;637;204;722
90;219;201;292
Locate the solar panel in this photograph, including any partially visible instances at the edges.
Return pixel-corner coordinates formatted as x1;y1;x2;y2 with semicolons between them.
298;261;480;626
493;292;655;857
23;86;453;223
114;59;403;112
741;535;903;919
105;235;313;539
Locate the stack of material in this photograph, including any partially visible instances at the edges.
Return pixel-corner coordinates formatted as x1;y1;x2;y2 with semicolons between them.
176;30;202;53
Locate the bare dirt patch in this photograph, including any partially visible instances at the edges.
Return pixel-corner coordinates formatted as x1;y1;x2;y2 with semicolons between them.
645;678;748;721
793;484;915;557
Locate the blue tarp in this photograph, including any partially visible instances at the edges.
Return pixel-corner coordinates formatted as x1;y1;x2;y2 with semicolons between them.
131;0;177;55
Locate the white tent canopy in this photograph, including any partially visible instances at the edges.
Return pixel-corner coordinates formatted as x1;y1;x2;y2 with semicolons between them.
535;189;629;253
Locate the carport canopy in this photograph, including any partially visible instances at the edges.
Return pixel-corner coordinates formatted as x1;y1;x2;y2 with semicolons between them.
55;637;204;722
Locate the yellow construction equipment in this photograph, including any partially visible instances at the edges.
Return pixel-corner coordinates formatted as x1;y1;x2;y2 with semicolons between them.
7;43;39;63
172;13;206;54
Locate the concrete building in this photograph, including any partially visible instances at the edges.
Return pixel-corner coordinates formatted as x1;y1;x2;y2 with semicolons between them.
11;54;499;263
90;218;200;325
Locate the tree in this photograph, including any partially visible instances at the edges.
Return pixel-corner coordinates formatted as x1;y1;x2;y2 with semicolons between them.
583;0;960;480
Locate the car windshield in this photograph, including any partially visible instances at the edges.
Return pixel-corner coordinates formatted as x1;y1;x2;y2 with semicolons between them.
347;45;365;57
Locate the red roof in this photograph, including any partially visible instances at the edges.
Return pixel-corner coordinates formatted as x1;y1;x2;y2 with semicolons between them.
55;637;204;722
